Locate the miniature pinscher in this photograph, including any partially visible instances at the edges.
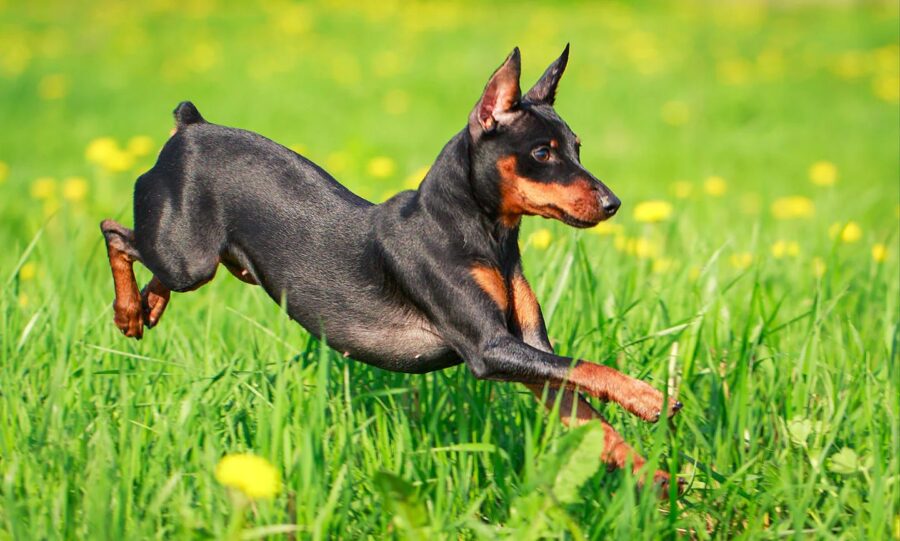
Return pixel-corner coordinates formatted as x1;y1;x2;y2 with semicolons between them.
101;46;683;492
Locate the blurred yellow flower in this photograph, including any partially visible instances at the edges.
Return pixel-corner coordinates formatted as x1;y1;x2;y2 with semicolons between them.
688;265;702;282
622;236;657;258
717;58;752;85
829;221;862;243
528;228;553;250
288;143;308;155
366;156;396;178
812;257;827;278
325;151;351;174
126;135;155;157
771;240;800;258
404;165;430;189
19;262;37;281
590;222;624;236
831;51;866;80
660;100;690;126
86;137;117;163
670;180;693;199
771;196;815;220
30;177;57;200
704;176;727;196
808;161;838;186
730;252;753;269
62;176;88;202
383;89;410;115
652;257;674;274
18;293;29;308
86;137;135;172
38;73;68;100
0;161;8;183
633;200;673;223
872;75;900;104
214;453;281;500
871;243;888;263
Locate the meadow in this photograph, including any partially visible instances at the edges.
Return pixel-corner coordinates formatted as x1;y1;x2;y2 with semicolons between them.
1;1;898;539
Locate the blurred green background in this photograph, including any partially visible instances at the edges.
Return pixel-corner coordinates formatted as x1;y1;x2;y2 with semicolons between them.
1;1;898;539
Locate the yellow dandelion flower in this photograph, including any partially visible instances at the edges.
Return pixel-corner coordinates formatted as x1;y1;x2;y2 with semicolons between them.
38;73;68;100
771;196;815;220
670;181;693;199
704;176;727;196
871;243;888;263
633;200;673;223
730;252;753;269
86;137;133;172
614;234;628;252
660;100;690;126
829;221;862;243
590;222;624;236
19;262;37;281
30;177;57;200
0;161;8;184
528;228;553;250
631;237;657;259
366;156;396;178
812;257;827;278
404;166;430;189
214;453;281;500
651;257;674;274
86;137;118;163
771;240;800;259
873;75;900;104
808;161;838;186
126;135;155;157
62;176;88;202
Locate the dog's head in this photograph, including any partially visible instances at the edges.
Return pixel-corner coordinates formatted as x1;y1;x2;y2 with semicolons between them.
468;46;619;228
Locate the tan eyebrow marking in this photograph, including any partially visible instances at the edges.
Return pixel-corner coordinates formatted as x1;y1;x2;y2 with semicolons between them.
550;139;559;149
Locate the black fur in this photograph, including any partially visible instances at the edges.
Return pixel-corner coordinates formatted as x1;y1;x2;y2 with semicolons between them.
119;47;621;379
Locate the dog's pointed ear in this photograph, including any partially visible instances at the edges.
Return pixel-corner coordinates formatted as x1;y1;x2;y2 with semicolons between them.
469;48;521;135
524;44;569;106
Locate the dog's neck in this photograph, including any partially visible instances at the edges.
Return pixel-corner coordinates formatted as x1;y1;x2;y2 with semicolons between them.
417;129;520;268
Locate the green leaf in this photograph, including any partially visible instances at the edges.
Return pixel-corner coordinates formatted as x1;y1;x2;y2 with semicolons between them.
550;423;606;504
373;471;429;535
827;447;861;475
786;417;812;447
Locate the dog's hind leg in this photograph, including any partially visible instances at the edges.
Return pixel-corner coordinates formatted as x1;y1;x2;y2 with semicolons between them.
100;219;146;339
140;275;170;328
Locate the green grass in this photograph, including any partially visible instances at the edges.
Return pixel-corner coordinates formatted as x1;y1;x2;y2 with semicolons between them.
1;1;899;539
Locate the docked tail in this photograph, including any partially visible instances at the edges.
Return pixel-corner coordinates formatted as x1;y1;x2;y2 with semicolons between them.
173;101;205;128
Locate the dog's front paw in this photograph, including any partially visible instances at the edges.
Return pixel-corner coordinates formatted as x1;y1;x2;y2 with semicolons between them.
613;378;682;422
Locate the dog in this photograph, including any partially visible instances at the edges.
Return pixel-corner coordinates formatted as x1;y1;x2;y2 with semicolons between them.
101;46;682;492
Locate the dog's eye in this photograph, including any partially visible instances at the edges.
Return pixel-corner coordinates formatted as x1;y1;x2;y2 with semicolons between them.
532;146;552;162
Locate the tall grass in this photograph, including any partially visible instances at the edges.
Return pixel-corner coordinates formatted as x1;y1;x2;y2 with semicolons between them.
1;1;898;538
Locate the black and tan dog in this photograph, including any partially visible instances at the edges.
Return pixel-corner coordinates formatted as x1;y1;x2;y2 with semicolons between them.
101;46;682;491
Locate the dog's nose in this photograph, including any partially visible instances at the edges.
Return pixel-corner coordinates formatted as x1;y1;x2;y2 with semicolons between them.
602;195;621;216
